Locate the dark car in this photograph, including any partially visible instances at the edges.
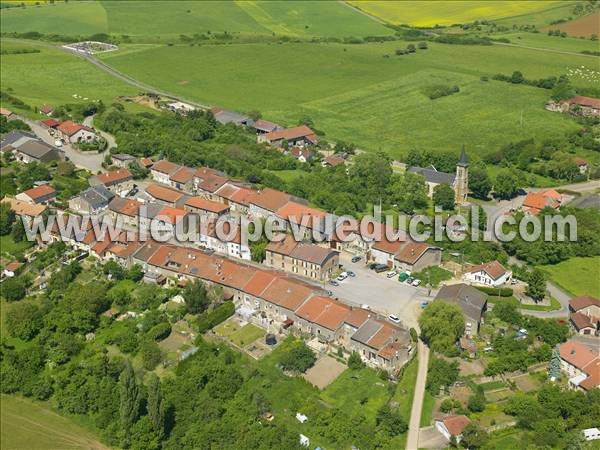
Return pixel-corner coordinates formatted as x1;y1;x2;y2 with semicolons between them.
374;264;388;273
347;271;356;277
329;280;339;286
351;256;361;263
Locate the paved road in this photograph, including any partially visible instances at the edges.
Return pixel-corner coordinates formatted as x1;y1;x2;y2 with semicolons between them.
521;281;571;318
406;340;430;450
83;115;117;151
23;118;105;173
64;48;209;109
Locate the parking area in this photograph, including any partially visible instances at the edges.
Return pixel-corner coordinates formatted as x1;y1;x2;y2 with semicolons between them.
324;254;435;329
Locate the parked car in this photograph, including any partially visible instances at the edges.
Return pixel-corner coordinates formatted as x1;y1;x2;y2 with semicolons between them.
374;264;388;273
420;301;429;309
351;256;362;263
329;280;339;286
388;314;401;324
411;279;421;287
361;304;371;311
336;272;348;282
325;290;333;297
347;270;356;277
54;139;63;147
398;272;410;282
386;271;398;278
406;277;414;284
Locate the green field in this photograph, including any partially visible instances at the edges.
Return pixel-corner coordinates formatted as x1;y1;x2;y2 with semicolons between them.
96;39;591;158
347;1;570;27
0;234;34;258
0;1;391;39
0;395;107;450
0;39;137;113
541;256;600;298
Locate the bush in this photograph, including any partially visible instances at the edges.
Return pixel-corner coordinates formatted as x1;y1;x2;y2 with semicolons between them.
196;301;235;333
348;351;365;369
422;84;460;100
1;276;28;301
140;340;163;371
475;286;513;296
147;322;172;341
279;341;316;373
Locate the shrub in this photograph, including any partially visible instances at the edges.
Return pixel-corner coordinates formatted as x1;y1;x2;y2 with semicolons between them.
279;342;316;373
348;351;365;369
422;84;460;100
196;301;235;333
147;322;172;341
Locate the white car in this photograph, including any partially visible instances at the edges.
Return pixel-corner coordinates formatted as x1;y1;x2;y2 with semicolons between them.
411;279;421;286
388;314;401;324
361;304;371;311
336;272;348;282
386;271;398;278
54;139;63;147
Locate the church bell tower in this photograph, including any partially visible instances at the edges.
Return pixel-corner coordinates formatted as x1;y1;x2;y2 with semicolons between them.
455;146;469;205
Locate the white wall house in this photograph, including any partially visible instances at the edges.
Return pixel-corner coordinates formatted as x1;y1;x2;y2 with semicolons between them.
463;260;511;287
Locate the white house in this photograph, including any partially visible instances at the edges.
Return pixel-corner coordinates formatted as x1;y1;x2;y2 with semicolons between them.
56;120;97;144
150;160;181;185
463;260;511;287
198;219;251;261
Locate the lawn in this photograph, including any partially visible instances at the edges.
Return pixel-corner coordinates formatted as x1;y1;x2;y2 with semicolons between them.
541;256;600;298
213;319;266;347
0;394;107;450
0;234;34;259
347;1;569;27
420;391;435;427
412;266;453;288
97;39;590;158
0;39;137;115
479;380;507;391
1;1;391;40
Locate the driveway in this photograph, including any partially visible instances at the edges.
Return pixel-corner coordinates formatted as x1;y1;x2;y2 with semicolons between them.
327;254;433;329
23;118;105;173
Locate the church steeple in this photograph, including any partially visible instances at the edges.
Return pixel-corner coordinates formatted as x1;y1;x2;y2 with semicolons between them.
458;145;469;167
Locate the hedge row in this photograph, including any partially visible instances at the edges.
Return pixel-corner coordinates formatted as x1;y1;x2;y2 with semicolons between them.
197;301;235;333
475;286;513;297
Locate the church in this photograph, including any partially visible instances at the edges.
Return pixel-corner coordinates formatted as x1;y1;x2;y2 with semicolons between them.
407;148;469;205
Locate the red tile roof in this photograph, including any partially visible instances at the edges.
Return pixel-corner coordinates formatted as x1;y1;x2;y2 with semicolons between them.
156;206;187;225
295;296;350;331
276;201;326;229
367;321;397;350
21;184;56;201
378;342;405;360
109;197;140;217
261;277;313;312
248;188;291;212
228;186;255;206
169;166;195;184
151;159;180;174
185;197;229;214
559;340;598;370
395;242;431;265
1;197;46;217
579;359;600;390
194;167;228;193
5;261;23;272
263;125;317;144
146;183;185;203
567;95;600;109
570;312;595;331
570;296;600;311
243;271;277;297
41;118;61;128
40;105;54;114
466;260;508;280
94;169;132;186
140;157;154;168
324;154;346;167
344;308;371;328
57;120;92;137
442;415;470;436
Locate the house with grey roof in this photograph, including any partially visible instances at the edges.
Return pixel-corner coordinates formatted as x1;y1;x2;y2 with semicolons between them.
0;130;36;150
210;107;251;126
69;185;115;214
435;283;488;337
14;140;62;164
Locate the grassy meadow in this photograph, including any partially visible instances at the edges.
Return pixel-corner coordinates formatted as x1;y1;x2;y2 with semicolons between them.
0;0;391;39
0;39;137;113
541;256;600;298
0;395;107;450
96;39;592;158
347;1;570;26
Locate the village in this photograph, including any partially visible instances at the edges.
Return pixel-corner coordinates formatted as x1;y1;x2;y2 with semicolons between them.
1;94;599;449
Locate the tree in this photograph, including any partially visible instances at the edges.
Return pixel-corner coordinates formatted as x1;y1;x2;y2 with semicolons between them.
127;264;144;282
468;387;486;412
426;357;459;395
511;71;524;84
418;41;428;49
375;404;407;436
146;374;166;439
119;361;140;434
494;169;521;199
469;167;492;199
348;351;364;370
551;78;576;102
140;340;163;371
5;302;42;340
418;302;464;355
1;276;27;301
432;184;455;210
183;280;209;315
0;202;15;235
10;218;25;242
103;260;125;280
526;269;546;302
279;342;316;373
407;43;416;53
548;347;561;380
56;161;75;177
461;422;488;448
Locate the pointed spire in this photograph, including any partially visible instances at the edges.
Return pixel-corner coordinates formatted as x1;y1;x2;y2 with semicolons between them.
458;145;469;167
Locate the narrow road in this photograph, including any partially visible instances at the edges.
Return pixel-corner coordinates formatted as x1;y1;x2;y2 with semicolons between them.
23;118;104;173
406;340;430;450
521;281;571;318
63;48;209;110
